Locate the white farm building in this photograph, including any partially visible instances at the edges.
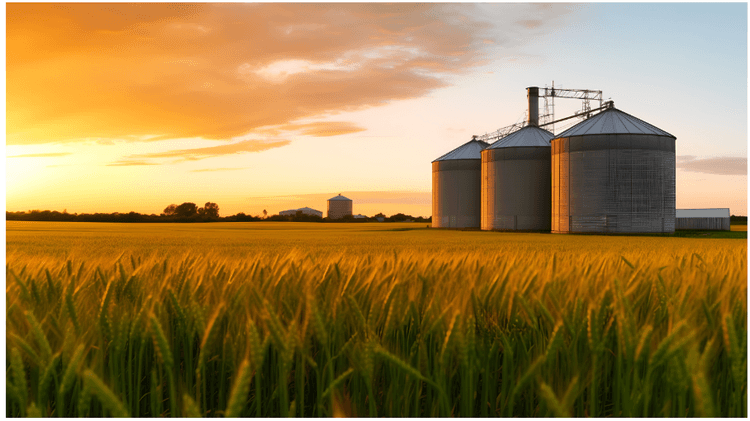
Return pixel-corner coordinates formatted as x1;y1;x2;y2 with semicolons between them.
675;208;730;231
279;207;323;218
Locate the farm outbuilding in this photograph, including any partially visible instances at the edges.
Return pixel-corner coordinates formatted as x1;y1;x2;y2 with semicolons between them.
327;194;353;219
432;137;489;228
675;208;730;230
280;207;323;217
550;103;676;233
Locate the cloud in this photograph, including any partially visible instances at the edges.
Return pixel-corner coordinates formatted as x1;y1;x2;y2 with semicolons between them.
677;156;747;175
127;139;291;161
248;121;367;138
6;3;565;145
106;161;160;167
7;152;71;158
191;167;249;173
676;155;697;163
281;122;366;137
517;19;543;29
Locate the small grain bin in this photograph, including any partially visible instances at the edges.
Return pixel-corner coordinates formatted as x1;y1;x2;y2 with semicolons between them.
551;103;676;233
481;126;553;230
327;194;353;219
432;137;489;228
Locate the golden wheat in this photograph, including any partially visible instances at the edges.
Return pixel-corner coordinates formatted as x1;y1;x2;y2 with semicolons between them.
5;221;747;417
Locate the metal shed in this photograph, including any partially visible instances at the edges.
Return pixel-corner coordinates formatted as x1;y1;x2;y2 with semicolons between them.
551;103;676;233
280;207;323;217
675;208;731;230
481;126;553;230
432;137;489;228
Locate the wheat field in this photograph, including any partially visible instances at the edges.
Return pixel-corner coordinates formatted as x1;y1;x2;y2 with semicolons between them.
5;221;747;417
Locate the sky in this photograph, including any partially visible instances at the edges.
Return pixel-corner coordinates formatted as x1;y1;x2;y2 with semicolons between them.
5;3;748;217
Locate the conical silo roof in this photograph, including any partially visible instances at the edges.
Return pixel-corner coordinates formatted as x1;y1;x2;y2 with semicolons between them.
432;138;489;162
555;107;675;138
328;194;351;201
486;126;553;149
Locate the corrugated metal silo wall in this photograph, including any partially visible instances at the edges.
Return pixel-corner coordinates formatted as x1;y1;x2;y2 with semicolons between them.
551;135;675;233
481;148;551;230
327;201;353;219
432;159;482;228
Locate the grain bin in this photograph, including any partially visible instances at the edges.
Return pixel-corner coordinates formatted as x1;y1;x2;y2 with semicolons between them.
432;137;489;228
551;103;676;233
481;126;553;230
327;194;353;219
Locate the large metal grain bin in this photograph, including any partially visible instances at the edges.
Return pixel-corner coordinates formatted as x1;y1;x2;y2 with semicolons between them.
481;126;553;230
327;194;353;219
432;137;489;228
551;103;676;233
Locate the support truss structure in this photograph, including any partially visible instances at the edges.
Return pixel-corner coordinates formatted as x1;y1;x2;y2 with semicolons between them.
475;82;606;142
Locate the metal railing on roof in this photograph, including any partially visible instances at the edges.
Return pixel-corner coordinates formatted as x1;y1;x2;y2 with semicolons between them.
474;121;527;143
474;100;614;143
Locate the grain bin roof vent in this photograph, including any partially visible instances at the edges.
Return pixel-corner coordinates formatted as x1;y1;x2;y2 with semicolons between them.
555;107;675;138
432;138;489;162
486;126;553;149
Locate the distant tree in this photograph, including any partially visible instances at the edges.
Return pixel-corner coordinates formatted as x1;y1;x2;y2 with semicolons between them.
263;209;268;219
203;202;219;218
163;204;177;216
374;213;386;218
174;202;198;218
388;213;413;222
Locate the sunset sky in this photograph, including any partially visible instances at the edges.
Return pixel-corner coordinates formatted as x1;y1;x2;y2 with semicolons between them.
6;3;748;217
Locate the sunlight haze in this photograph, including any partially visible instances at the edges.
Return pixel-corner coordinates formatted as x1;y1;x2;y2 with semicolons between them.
6;3;747;217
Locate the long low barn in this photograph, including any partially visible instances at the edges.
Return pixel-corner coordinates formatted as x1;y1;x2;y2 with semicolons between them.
675;208;730;231
279;207;323;218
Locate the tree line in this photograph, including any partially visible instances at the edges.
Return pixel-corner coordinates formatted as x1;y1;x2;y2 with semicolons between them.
730;215;747;225
6;202;432;223
266;211;430;223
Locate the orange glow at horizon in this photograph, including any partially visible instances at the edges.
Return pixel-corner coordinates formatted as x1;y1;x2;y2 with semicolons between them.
7;3;502;217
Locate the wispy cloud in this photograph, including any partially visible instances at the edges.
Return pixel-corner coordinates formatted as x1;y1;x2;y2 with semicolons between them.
517;19;543;29
280;122;366;137
7;3;573;145
106;160;160;167
191;167;249;173
677;156;747;175
7;152;71;158
127;139;291;162
676;155;697;163
251;121;367;138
